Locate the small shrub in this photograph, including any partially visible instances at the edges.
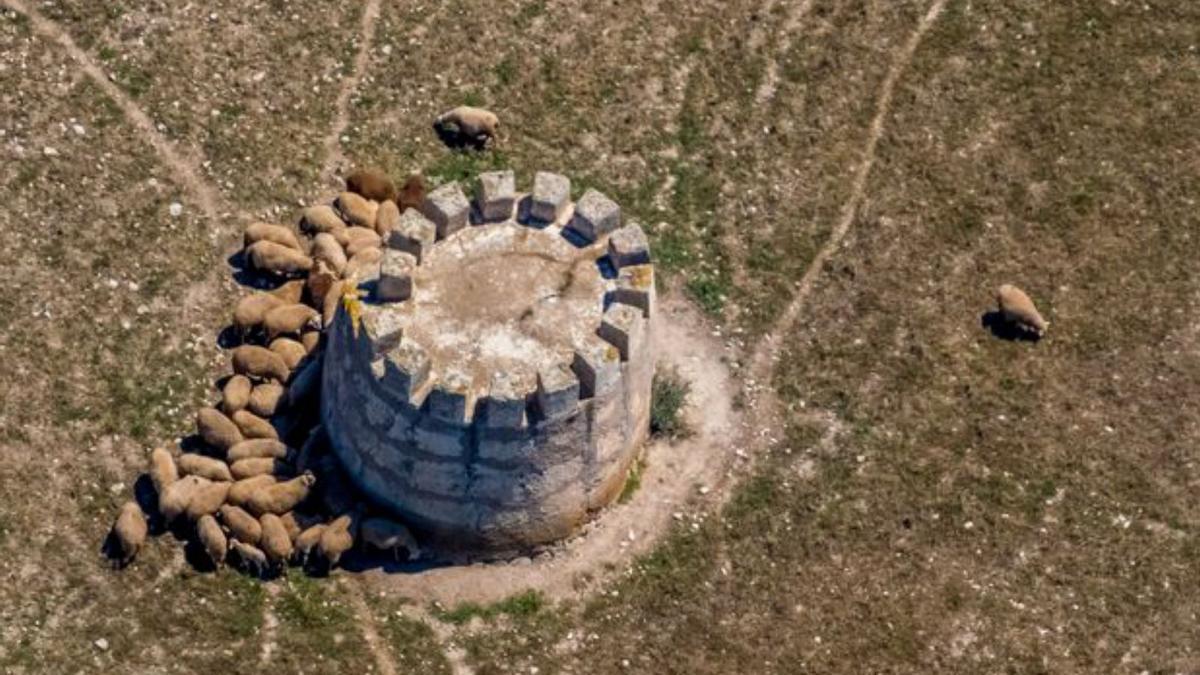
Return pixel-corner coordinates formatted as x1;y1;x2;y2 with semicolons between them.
650;368;692;440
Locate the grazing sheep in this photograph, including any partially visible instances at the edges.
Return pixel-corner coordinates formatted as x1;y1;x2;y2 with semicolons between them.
197;407;244;452
346;168;397;203
149;447;178;497
312;232;348;276
375;199;400;237
246;472;316;516
307;260;340;308
318;513;358;568
270;280;307;305
232;293;284;334
344;225;382;249
110;501;148;566
177;452;234;483
301;331;321;354
996;284;1049;337
361;517;421;561
228;474;277;507
230;540;270;577
301;204;347;237
228;438;290;462
259;514;293;567
345;246;383;282
434;106;500;147
185;480;231;521
294;524;328;565
159;475;210;522
232;345;290;383
232;409;278;440
247;381;286;418
196;514;228;566
279;512;303;541
221;375;253;415
322;280;345;326
230;457;292;481
219;504;263;546
269;338;308;372
336;191;378;229
264;304;321;340
244;222;303;252
345;232;382;258
247;240;313;277
397;175;427;213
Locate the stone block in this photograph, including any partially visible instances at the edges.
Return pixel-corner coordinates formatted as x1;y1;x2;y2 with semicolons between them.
477;432;537;463
386;209;437;262
607;222;651;267
378;340;431;402
567;189;620;242
413;419;469;459
420;182;470;239
571;334;622;399
529;171;570;224
612;264;655;317
598;303;645;362
481;370;529;429
409;458;470;498
377;249;416;302
474;170;516;222
535;363;580;420
361;310;404;357
427;369;475;424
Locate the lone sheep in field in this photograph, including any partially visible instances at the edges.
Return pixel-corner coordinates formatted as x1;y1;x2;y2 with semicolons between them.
995;284;1049;337
245;472;316;516
109;501;148;566
221;375;253;415
361;517;421;561
197;407;244;452
219;504;262;546
149;447;178;497
196;514;228;567
230;540;270;578
178;453;234;483
232;345;290;383
434;106;500;149
259;514;293;568
158;475;210;522
247;240;313;277
346;168;397;203
244;222;303;252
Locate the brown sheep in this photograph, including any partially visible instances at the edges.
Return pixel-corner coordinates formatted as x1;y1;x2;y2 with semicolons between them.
231;345;290;383
247;240;313;277
244;222;303;252
263;304;321;340
185;480;231;521
375;200;400;237
110;501;148;566
230;457;292;481
219;504;262;545
996;284;1049;337
300;331;321;354
268;338;308;372
307;261;340;310
177;453;234;483
231;410;278;440
158;475;210;522
232;293;284;334
148;447;178;497
318;512;359;568
230;540;269;577
228;474;277;507
270;280;306;305
259;513;293;567
247;381;286;418
312;232;348;276
196;407;244;452
279;512;302;541
227;438;289;462
301;204;347;237
346;168;397;203
196;514;228;566
397;175;427;213
434;106;500;147
294;523;327;565
322;280;346;326
345;247;383;282
246;472;316;516
336;192;378;229
221;375;253;415
345;233;381;259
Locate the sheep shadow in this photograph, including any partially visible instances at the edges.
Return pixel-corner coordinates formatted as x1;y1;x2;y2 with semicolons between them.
432;123;490;152
100;530;131;569
981;311;1041;343
133;473;169;536
227;250;301;291
337;547;429;575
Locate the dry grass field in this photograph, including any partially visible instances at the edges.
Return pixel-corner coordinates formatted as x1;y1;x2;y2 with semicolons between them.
1;0;1198;673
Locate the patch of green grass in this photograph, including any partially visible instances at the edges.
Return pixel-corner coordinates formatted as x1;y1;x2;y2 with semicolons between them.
513;0;546;29
618;458;645;504
494;55;517;86
426;150;510;185
433;590;546;625
650;367;692;440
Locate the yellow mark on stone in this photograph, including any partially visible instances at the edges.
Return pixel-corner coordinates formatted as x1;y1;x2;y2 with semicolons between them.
628;265;653;289
605;345;620;362
341;282;365;334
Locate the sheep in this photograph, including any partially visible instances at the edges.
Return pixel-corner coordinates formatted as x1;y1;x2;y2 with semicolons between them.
244;222;303;252
397;175;427;213
312;232;348;276
263;304;321;340
245;472;316;516
375;199;400;237
158;475;210;522
301;331;321;354
434;106;500;147
185;480;231;521
227;438;289;462
219;504;262;545
259;513;293;568
230;540;269;577
345;230;382;258
231;409;278;441
221;375;253;415
336;191;378;229
246;240;313;277
294;524;327;566
230;457;292;481
996;284;1049;337
322;280;346;326
279;512;303;541
232;293;284;335
307;261;340;310
148;447;178;497
196;514;228;566
318;512;358;568
360;517;421;561
268;338;308;372
345;246;383;282
231;345;290;383
177;452;234;483
196;407;244;453
346;168;397;203
270;279;307;305
247;381;286;418
301;204;347;237
110;501;148;566
228;474;277;507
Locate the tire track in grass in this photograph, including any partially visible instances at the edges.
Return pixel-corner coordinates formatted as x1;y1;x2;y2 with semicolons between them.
319;0;382;187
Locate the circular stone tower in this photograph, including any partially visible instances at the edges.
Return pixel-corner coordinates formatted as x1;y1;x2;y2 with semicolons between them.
321;171;656;553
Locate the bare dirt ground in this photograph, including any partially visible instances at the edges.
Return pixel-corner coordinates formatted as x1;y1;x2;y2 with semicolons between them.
1;0;1199;674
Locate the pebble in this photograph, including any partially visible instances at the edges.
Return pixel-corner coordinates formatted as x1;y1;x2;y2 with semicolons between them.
72;124;86;136
169;202;183;217
94;638;109;651
43;146;59;157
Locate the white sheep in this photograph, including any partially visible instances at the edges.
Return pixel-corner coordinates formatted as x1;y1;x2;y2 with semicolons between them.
231;409;278;441
263;304;320;340
232;345;290;383
227;439;290;462
196;407;244;452
360;517;421;561
184;480;231;521
318;512;358;568
227;474;277;508
244;222;303;252
221;375;253;415
158;475;210;522
268;338;308;372
259;513;293;568
246;240;313;277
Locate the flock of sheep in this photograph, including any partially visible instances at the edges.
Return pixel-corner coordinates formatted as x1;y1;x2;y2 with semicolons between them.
107;163;435;578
